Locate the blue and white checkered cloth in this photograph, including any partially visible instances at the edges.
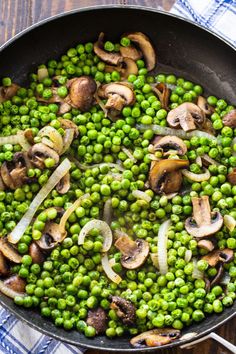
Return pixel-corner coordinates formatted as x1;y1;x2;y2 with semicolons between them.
0;1;236;353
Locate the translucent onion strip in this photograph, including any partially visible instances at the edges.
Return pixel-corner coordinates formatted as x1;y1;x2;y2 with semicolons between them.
121;147;137;163
158;219;171;275
0;131;31;151
101;253;122;284
8;158;71;244
182;168;210;182
132;190;152;203
78;219;113;252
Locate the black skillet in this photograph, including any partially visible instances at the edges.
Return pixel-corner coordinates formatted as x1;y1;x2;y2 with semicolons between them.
0;5;236;352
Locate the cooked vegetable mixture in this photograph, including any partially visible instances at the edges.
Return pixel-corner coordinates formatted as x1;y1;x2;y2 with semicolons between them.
0;31;236;347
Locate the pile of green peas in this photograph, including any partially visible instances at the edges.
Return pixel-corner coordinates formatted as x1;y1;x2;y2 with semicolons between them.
0;35;235;339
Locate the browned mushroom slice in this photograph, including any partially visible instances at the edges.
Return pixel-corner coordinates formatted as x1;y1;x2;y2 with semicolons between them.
94;32;123;65
120;45;142;61
29;242;45;264
227;169;236;185
202;248;233;267
0;84;20;103
58;102;72;115
4;275;26;293
36;222;66;250
36;87;63;103
105;94;126;112
28;143;59;169
24;129;35;145
121;58;138;80
200;118;215;135
86;307;108;334
125;32;156;71
153;136;187;156
130;328;180;347
222;109;236;128
110;296;136;326
0;175;5;191
197;96;214;115
67;76;97;112
0;251;9;276
56;172;70;194
210;263;224;288
167;103;205;132
1;160;26;190
58;118;79;137
149;159;189;194
115;234;149;269
162;170;183;194
198;239;215;252
152;83;170;111
185;196;223;238
0;239;22;263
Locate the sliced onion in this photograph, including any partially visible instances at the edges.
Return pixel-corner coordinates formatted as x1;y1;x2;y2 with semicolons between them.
109;258;116;267
101;253;122;284
136;124;218;142
150;253;159;269
114;229;128;240
61;129;74;154
220;272;231;285
232;137;236;157
185;250;192;263
158;219;171;275
59;194;90;235
182;168;210;182
37;67;49;82
148;144;155;153
166;192;178;200
8;158;71;244
78;219;113;252
202;154;220;166
17;131;32;151
0;131;31;151
107;172;123;180
224;214;236;232
146;153;159;161
70;157;125;172
196;156;202;167
192;258;204;279
121;147;137;163
132;190;151;203
180;332;198;341
38;126;63;154
0;280;25;299
103;198;112;225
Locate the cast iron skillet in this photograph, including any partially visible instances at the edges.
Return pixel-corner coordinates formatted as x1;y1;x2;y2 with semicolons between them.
0;5;236;352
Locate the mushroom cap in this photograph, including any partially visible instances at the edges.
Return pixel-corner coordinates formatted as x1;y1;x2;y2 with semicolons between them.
149;159;189;194
130;328;180;348
120;45;142;61
56;171;70;194
0;239;22;263
153;135;187;156
68;76;97;112
94;32;123;65
110;296;136;326
202;248;234;267
0;251;9;276
36;222;66;250
100;82;135;106
185;196;223;238
0;153;30;190
222;109;236;128
28;143;60;169
3;275;26;293
125;32;156;71
152;83;170;111
29;242;45;264
122;239;149;269
86;307;107;334
167;103;205;132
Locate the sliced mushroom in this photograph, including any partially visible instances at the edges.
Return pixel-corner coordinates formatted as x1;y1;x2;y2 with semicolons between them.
114;234;149;269
58;102;72;115
153;136;187;156
110;296;136;326
149;159;189;194
120;45;142;61
185;196;223;238
56;172;70;194
1;156;27;190
105;94;126;112
94;32;123;65
36;222;66;250
29;242;45;264
24;129;35;145
202;248;233;267
130;328;180;348
197;96;214;115
210;263;224;288
36;87;63;103
227;169;236;185
125;32;156;71
3;275;26;293
0;239;22;263
200;118;215;135
0;251;9;276
222;109;236;128
152;83;170;111
86;307;108;334
67;76;97;112
0;175;5;191
28;143;59;169
167;103;205;132
0;84;19;103
197;239;215;252
121;58;138;80
58;118;79;137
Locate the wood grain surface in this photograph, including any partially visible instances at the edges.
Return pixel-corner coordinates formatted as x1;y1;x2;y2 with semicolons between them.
0;1;235;353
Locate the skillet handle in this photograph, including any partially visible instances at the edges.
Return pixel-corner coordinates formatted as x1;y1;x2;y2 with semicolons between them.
180;332;236;354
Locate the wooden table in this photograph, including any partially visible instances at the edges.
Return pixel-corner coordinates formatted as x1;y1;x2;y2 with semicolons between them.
0;1;235;353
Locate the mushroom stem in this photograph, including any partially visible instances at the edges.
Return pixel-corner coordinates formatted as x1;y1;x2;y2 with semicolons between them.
192;196;211;226
115;235;137;256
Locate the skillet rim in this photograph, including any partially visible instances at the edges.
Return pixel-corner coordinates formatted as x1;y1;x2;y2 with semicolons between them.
0;4;235;352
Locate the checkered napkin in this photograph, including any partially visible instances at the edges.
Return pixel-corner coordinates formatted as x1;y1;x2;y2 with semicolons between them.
0;1;236;353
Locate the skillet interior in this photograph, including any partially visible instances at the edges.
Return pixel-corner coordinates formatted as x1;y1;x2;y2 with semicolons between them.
0;6;236;351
